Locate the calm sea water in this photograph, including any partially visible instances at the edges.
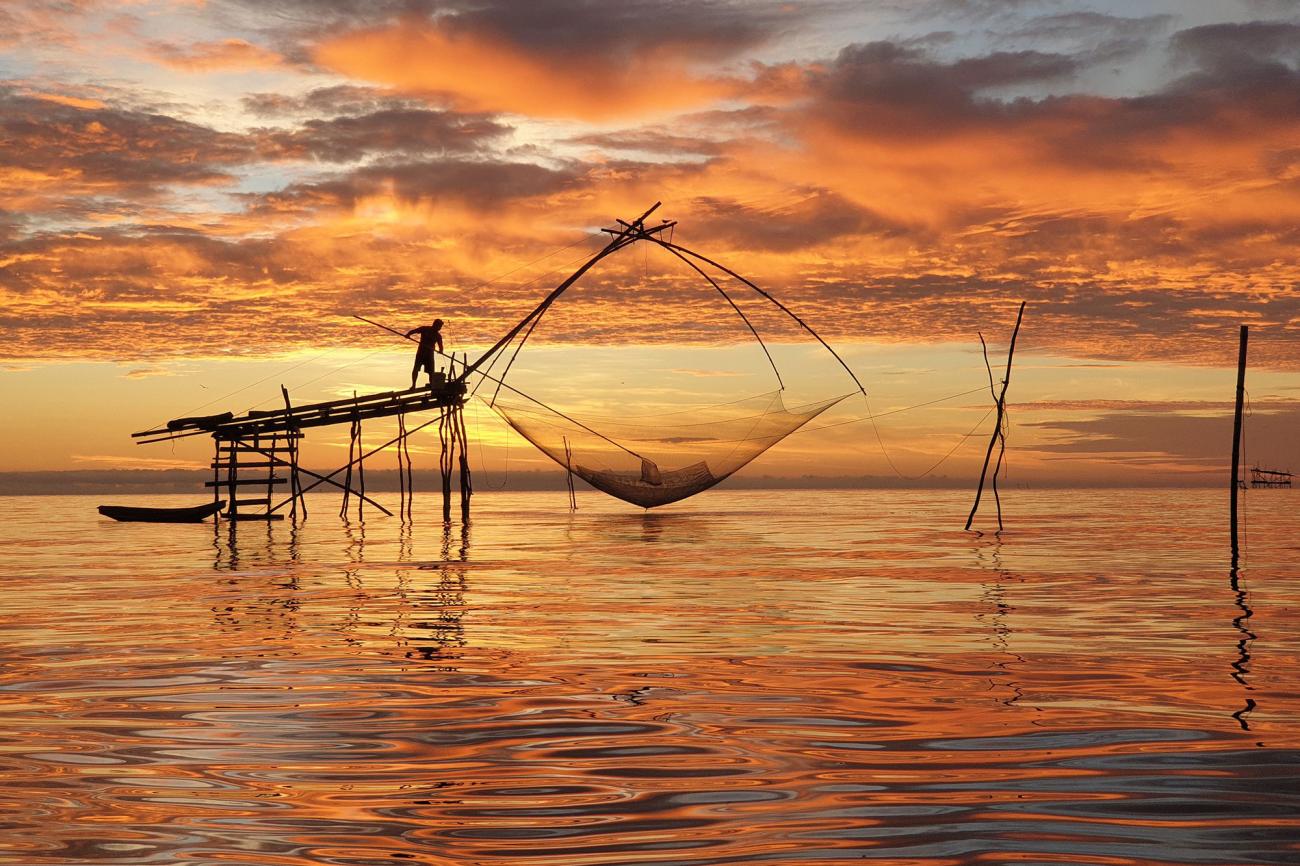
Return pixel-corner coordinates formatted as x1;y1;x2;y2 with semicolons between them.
2;489;1298;865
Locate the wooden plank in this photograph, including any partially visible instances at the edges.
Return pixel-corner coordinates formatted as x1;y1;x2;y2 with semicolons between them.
205;478;287;487
216;446;298;453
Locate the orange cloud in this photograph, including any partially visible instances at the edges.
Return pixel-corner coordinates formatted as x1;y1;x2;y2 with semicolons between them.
314;23;737;120
147;38;283;72
28;91;106;110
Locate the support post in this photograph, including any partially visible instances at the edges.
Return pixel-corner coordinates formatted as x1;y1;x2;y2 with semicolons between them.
563;435;577;511
440;405;454;524
341;410;358;519
966;301;1026;532
282;385;304;520
1231;324;1248;566
357;417;365;522
212;438;221;520
457;402;472;523
397;413;407;522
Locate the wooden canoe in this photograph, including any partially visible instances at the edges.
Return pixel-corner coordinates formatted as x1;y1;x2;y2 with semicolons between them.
98;501;226;523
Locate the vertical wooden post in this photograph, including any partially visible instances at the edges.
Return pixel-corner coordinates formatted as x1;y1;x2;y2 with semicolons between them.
265;432;276;519
282;385;303;521
457;403;472;523
227;438;238;520
397;413;407;522
403;415;414;520
341;413;357;519
966;301;1026;531
212;437;221;520
356;418;365;523
440;405;453;524
1231;324;1248;566
563;435;577;511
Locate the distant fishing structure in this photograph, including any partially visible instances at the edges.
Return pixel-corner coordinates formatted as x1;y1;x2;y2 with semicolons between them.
124;203;1022;526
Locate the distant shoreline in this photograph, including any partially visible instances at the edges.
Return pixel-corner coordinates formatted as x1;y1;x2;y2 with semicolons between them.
0;469;1223;495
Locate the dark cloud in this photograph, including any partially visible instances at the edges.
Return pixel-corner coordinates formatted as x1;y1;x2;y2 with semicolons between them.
685;191;906;252
0;87;254;191
571;129;726;159
804;42;1080;133
224;0;818;73
249;158;575;214
259;108;510;162
437;0;807;61
1170;20;1300;74
796;31;1300;172
242;84;417;118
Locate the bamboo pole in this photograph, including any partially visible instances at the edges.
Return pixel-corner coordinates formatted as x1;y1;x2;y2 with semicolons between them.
397;412;407;522
966;302;1026;532
403;416;414;520
463;406;472;514
563;436;577;510
1231;325;1248;566
357;417;365;522
440;406;453;524
269;417;442;515
341;410;357;519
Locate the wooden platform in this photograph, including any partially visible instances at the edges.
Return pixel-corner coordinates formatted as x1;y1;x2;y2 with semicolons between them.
133;380;467;443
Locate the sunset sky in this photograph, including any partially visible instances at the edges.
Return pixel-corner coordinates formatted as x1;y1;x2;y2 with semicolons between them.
2;0;1298;484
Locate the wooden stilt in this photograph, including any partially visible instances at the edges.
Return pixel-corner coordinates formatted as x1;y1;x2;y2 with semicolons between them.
403;415;414;520
1231;325;1249;567
397;412;407;522
457;402;472;523
966;301;1026;532
212;438;221;520
227;436;238;520
563;435;577;511
341;411;357;519
357;417;365;522
282;385;304;520
440;405;453;524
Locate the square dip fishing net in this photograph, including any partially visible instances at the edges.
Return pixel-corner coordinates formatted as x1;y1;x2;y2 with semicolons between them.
489;391;846;508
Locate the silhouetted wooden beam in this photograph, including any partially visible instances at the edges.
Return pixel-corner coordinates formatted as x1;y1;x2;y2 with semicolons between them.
966;301;1026;532
461;202;661;381
267;416;443;515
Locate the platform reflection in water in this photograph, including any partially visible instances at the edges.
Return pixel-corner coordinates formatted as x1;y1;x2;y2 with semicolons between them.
2;489;1299;865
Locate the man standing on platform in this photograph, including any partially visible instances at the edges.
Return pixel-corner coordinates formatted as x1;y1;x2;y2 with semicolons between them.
405;318;444;389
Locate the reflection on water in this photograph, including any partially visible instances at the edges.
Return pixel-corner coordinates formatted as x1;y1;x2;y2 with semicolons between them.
2;488;1299;865
1229;564;1257;734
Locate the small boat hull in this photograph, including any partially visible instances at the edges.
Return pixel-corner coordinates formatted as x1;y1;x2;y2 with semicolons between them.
98;501;226;523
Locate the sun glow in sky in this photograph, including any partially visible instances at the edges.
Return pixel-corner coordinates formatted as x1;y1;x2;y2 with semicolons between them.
2;0;1298;482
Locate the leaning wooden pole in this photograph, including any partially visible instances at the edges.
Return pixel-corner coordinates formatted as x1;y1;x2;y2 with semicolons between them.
966;301;1026;531
457;402;472;523
1230;324;1249;566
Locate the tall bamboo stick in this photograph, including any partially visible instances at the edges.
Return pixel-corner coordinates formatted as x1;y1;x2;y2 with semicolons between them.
966;302;1026;531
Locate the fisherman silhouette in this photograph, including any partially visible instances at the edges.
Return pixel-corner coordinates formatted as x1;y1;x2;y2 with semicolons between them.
405;319;444;389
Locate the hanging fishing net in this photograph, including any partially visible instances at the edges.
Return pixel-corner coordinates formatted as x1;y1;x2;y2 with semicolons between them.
487;390;846;508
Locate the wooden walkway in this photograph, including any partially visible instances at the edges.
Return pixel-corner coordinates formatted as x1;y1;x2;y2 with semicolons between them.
132;380;467;444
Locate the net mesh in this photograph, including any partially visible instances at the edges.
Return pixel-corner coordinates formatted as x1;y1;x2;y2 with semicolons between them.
488;391;845;508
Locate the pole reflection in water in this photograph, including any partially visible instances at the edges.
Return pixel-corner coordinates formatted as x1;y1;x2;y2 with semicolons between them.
974;539;1037;719
1229;563;1257;735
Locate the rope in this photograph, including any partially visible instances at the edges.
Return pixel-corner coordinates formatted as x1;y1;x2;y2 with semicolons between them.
142;346;340;431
